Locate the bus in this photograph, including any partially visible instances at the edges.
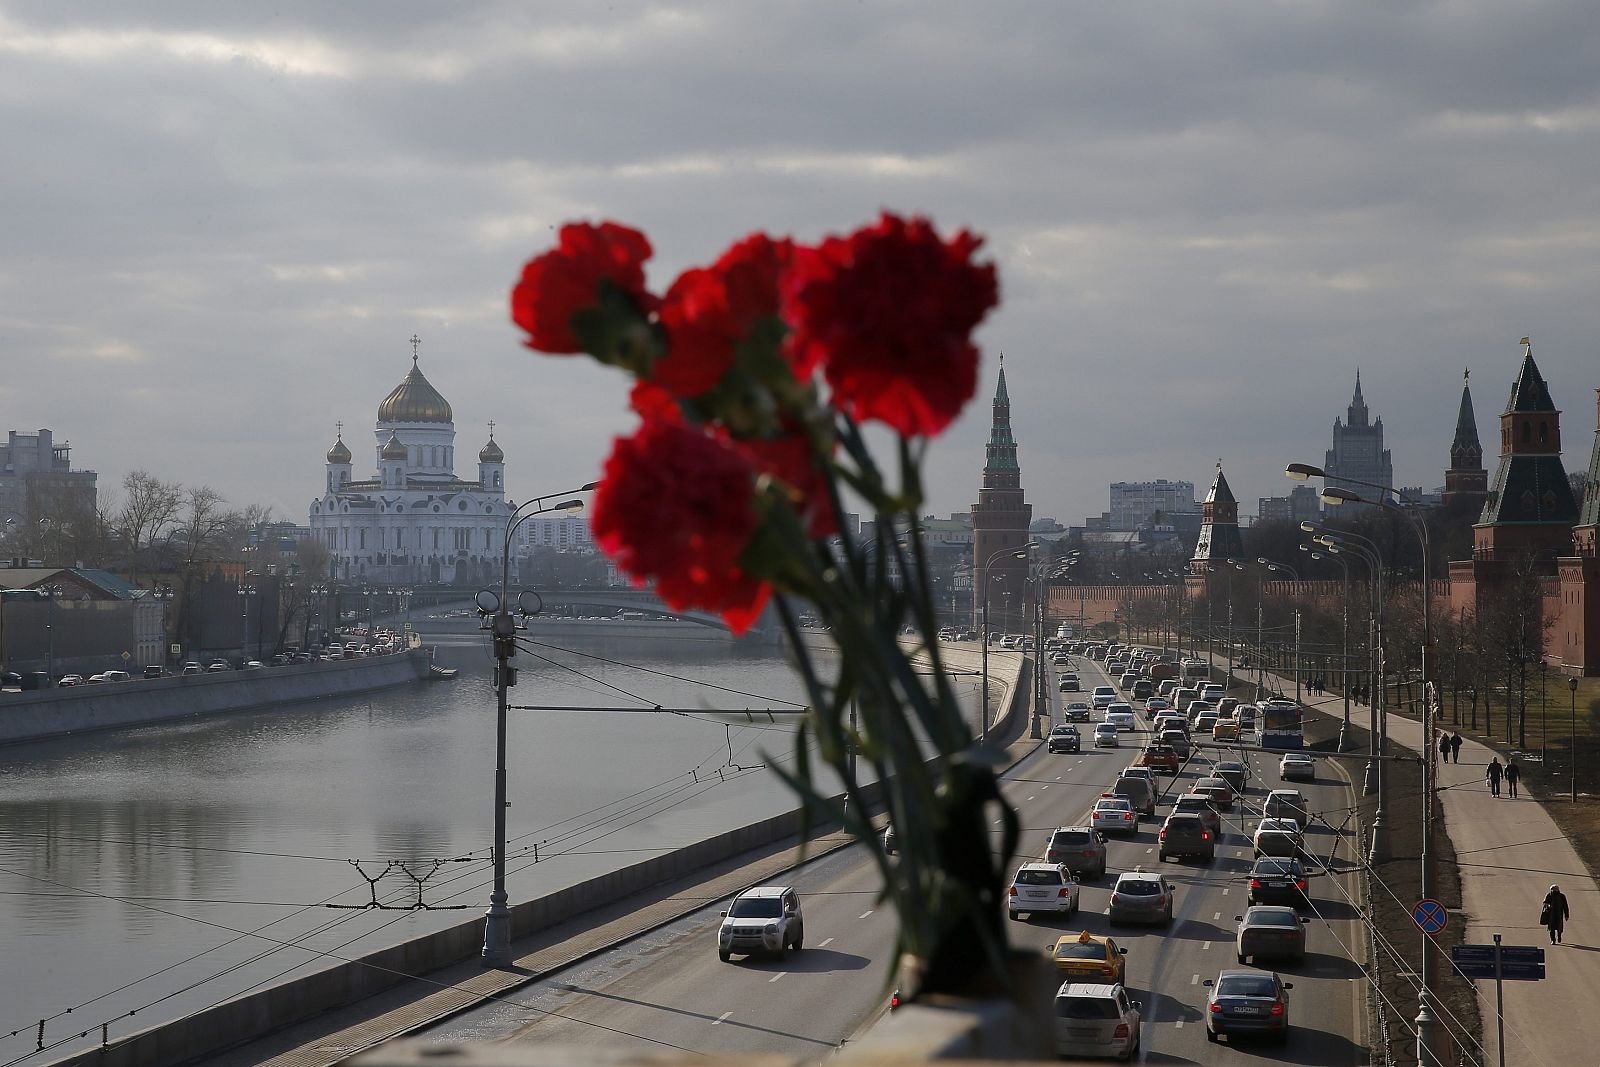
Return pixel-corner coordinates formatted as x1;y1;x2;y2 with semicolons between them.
1260;700;1305;750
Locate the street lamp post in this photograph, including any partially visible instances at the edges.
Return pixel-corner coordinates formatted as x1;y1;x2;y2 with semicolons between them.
477;484;595;968
1291;463;1447;1067
236;584;255;663
979;542;1037;746
1307;546;1354;750
1571;676;1581;804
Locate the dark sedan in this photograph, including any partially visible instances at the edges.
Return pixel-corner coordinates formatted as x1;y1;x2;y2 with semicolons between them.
1247;856;1312;908
1235;906;1309;963
1205;969;1293;1043
1048;724;1081;753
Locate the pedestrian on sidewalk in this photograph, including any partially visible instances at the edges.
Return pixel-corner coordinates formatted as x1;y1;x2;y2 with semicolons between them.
1439;732;1451;765
1487;757;1504;797
1505;760;1521;798
1449;732;1463;763
1542;885;1571;944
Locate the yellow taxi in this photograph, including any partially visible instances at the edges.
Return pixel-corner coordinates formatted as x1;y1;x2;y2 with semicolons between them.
1048;930;1127;982
1212;718;1240;742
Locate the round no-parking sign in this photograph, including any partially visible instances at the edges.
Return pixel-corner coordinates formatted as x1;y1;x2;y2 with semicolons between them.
1413;898;1448;935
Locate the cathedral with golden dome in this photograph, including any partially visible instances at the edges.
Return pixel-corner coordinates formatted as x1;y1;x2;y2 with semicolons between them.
309;348;509;584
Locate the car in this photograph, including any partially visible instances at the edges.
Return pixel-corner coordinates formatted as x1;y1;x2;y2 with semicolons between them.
1158;729;1191;757
1091;686;1117;710
1143;696;1171;717
1247;856;1312;907
206;660;231;672
717;885;803;960
1252;818;1304;858
1048;724;1082;753
882;823;897;855
1063;701;1092;722
1205;968;1293;1043
142;665;164;679
1279;753;1315;781
1103;704;1137;731
1216;696;1240;716
1264;789;1310;828
1046;826;1109;879
1194;776;1235;810
1091;796;1138;834
1194;712;1220;737
1053;981;1142;1060
1093;723;1121;748
1118;671;1141;689
1049;931;1127;983
1214;760;1251;795
1131;679;1154;701
1235;906;1309;964
1158;812;1217;862
1108;869;1175;926
1008;862;1080;919
1113;773;1156;818
1052;652;1069;665
98;670;132;682
56;674;84;687
1059;674;1081;692
1133;743;1180;776
1171;793;1223;838
1212;719;1240;743
243;660;265;670
180;662;203;676
1201;683;1225;703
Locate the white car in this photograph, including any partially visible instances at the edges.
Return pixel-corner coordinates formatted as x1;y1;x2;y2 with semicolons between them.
1053;982;1141;1060
1104;704;1137;731
718;885;804;960
1008;862;1080;919
1279;753;1316;782
1091;686;1117;710
1093;723;1121;748
1252;818;1304;858
1092;796;1139;835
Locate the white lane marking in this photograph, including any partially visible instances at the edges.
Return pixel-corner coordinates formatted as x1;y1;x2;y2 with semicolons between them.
1056;776;1063;781
713;1011;733;1025
1175;1019;1185;1029
1213;912;1221;921
1221;888;1230;895
1202;941;1212;951
1042;784;1050;790
769;972;785;983
1190;973;1200;985
819;937;834;948
1145;847;1153;854
1027;796;1035;802
994;819;1003;825
859;911;874;919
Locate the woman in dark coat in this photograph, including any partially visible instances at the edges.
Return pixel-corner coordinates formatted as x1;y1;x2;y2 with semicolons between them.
1542;885;1570;944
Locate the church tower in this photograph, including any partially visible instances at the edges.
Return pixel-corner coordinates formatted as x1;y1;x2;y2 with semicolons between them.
1443;369;1488;510
1190;461;1244;573
1474;338;1581;561
1573;389;1600;558
970;358;1033;634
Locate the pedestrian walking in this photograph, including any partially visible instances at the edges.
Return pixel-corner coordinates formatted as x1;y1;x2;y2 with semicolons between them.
1439;732;1451;765
1449;732;1463;764
1487;757;1503;797
1505;760;1521;798
1542;885;1571;944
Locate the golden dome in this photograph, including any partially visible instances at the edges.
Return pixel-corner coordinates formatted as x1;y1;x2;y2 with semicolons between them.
326;436;352;464
380;432;409;461
377;357;453;424
479;436;504;463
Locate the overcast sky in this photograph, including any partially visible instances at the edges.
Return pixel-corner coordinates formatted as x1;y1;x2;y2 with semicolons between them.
6;2;1600;531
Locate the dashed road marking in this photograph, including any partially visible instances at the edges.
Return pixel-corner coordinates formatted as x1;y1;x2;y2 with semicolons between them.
1190;973;1200;985
1027;796;1035;802
1221;888;1230;895
1042;784;1050;790
1202;941;1212;951
769;972;785;983
1213;912;1221;921
1175;1019;1186;1029
713;1011;733;1025
859;911;874;919
1056;776;1063;781
1145;847;1154;853
819;937;834;948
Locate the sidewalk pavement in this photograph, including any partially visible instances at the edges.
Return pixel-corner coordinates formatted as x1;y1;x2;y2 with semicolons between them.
1294;685;1597;1067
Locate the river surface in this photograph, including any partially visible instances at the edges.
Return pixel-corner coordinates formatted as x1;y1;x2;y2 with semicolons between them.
0;625;987;1063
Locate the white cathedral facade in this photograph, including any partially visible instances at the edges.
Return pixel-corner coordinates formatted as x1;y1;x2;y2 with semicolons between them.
310;355;509;584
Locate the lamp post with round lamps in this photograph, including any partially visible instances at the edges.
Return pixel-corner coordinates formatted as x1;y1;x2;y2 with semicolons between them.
980;542;1037;746
477;483;596;968
1289;462;1448;1067
1303;544;1355;750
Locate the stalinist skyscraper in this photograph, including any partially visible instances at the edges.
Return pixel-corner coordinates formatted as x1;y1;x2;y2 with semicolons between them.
1324;371;1394;505
970;359;1033;634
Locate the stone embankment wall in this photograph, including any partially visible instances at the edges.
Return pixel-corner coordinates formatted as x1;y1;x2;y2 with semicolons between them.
43;652;1028;1067
0;649;431;746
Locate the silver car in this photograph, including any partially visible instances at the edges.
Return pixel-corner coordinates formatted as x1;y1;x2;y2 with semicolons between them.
1235;905;1309;964
1108;870;1174;926
1053;982;1142;1060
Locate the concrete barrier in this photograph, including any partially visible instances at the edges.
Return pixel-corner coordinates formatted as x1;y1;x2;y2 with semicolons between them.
43;653;1028;1067
0;650;430;746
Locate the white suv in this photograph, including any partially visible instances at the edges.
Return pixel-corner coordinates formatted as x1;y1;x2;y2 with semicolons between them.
718;885;804;961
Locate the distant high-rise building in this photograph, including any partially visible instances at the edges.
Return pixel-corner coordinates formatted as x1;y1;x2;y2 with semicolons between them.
1190;461;1243;572
970;359;1033;633
0;428;97;535
1443;368;1488;511
1256;485;1322;524
1107;479;1197;531
1324;371;1394;505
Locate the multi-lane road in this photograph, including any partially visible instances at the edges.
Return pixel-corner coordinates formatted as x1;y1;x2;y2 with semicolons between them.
417;653;1369;1063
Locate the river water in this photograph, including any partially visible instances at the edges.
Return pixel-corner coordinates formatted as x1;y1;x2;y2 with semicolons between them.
0;625;988;1063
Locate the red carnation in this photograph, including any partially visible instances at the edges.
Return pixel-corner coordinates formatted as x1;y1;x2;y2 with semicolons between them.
785;213;998;437
591;420;770;633
654;234;792;397
738;432;837;539
511;221;657;354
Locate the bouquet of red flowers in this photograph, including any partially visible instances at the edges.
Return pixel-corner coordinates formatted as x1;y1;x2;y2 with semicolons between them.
511;213;1019;998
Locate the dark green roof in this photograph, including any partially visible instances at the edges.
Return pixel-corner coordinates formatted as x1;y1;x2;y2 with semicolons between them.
1504;347;1557;414
1478;454;1580;526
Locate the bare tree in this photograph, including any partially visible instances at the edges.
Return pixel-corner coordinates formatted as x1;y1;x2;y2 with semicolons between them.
1476;552;1554;748
117;470;182;580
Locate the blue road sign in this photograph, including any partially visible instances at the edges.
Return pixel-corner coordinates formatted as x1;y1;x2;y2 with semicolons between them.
1413;898;1448;935
1452;961;1545;981
1453;944;1545;965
